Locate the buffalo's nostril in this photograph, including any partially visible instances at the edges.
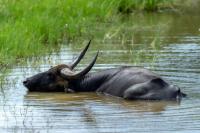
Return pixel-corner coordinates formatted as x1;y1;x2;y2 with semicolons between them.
23;80;27;84
23;80;29;86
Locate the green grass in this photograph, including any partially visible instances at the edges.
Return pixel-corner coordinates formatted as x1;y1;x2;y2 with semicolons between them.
0;0;173;66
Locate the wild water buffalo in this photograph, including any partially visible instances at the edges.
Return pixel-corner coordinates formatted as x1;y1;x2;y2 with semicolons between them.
23;41;186;100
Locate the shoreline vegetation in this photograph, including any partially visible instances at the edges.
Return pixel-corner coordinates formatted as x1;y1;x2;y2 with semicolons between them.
0;0;198;67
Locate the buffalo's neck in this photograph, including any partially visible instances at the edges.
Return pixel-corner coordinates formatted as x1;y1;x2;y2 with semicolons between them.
69;69;119;92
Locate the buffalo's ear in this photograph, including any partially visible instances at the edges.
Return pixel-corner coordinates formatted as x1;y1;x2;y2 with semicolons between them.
150;78;167;87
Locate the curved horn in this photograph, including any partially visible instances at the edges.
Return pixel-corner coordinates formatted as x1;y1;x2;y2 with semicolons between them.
70;40;91;69
61;51;99;80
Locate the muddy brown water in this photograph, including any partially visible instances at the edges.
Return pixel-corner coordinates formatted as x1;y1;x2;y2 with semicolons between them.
0;13;200;133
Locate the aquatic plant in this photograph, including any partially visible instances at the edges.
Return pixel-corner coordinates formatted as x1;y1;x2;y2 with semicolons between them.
117;0;173;13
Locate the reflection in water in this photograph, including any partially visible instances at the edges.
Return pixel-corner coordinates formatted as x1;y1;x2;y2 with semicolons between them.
25;92;179;113
22;92;180;133
0;12;200;133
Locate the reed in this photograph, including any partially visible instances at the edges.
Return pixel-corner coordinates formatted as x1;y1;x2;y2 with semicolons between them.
0;0;173;66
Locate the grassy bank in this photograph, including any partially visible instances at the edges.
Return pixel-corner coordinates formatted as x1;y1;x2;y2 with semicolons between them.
0;0;173;66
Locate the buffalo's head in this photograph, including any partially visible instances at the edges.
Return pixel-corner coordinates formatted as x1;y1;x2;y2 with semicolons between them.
23;40;98;92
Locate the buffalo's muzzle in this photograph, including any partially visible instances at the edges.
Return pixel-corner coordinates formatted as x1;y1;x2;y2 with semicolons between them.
23;79;30;87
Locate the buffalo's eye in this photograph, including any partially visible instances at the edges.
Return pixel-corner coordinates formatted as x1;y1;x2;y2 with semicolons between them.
47;72;55;80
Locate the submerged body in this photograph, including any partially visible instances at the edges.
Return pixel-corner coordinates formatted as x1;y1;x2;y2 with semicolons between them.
23;41;186;100
69;66;186;100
